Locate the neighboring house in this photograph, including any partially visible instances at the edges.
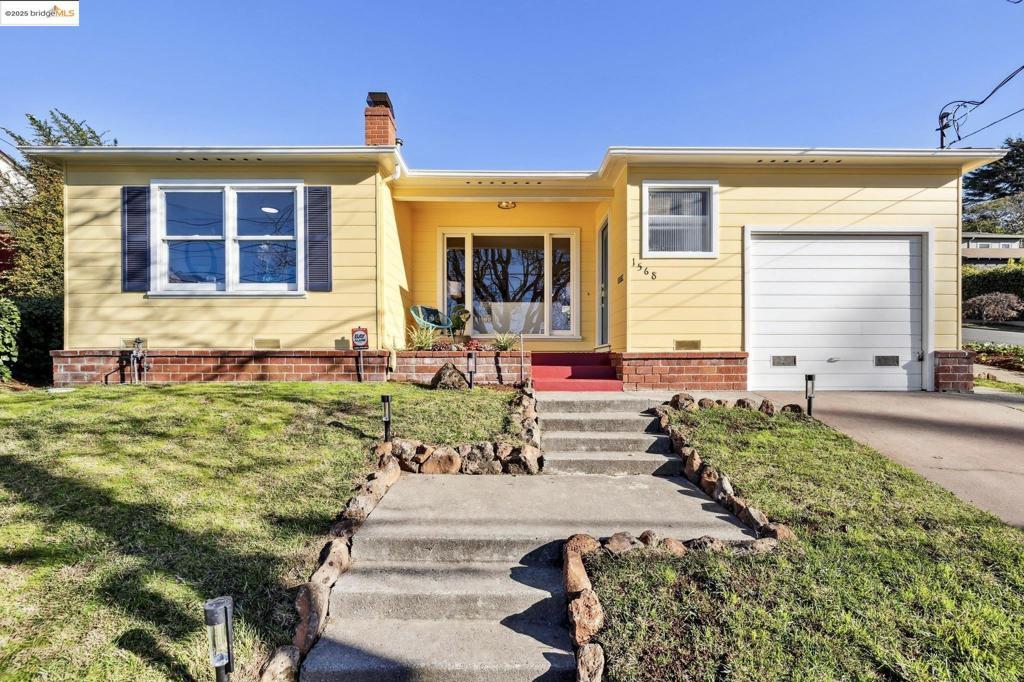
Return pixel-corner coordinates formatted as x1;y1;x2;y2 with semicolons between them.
961;232;1024;267
0;150;18;274
25;92;1003;392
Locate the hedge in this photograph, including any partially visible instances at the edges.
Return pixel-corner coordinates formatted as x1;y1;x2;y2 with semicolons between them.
10;296;62;385
0;297;20;382
962;261;1024;301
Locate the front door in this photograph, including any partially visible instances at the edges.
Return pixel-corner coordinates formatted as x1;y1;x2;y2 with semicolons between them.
598;221;609;346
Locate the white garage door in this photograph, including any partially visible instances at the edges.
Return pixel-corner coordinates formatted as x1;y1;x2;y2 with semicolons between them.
749;234;924;391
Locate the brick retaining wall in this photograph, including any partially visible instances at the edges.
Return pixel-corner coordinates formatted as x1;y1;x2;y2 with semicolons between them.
391;351;530;386
612;352;748;391
51;349;390;386
934;350;974;393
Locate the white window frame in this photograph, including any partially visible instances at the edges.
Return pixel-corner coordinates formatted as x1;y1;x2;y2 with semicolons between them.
641;179;719;259
149;179;305;297
438;228;581;339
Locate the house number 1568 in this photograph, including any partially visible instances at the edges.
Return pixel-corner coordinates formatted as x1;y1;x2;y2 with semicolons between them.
632;258;657;280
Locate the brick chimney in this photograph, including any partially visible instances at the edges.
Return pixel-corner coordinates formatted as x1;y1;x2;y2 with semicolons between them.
364;92;397;146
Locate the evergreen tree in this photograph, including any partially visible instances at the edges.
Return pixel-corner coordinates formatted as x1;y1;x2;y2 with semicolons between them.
963;137;1024;204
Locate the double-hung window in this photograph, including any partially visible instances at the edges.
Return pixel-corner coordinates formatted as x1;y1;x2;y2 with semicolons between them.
641;180;719;258
151;181;304;294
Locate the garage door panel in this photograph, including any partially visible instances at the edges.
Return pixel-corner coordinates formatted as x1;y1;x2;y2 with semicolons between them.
753;268;918;283
749;233;924;391
754;281;922;296
752;294;919;309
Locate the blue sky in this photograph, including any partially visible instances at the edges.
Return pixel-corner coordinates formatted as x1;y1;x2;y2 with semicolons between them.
1;0;1022;169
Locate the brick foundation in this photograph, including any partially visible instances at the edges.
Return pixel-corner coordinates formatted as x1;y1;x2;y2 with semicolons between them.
934;350;974;393
612;352;748;391
51;349;390;386
392;351;531;386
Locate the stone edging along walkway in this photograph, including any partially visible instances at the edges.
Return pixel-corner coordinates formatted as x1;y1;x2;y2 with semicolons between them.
256;386;542;681
562;393;803;682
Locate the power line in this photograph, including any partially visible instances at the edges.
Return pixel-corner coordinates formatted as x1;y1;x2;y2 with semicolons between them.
950;105;1024;145
938;63;1024;147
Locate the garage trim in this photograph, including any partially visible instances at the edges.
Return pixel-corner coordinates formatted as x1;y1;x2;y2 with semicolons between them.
743;225;936;391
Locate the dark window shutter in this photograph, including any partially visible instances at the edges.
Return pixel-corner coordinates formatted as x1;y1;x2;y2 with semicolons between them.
305;186;332;292
122;186;150;292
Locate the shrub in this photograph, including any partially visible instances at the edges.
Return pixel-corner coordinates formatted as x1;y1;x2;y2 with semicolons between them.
963;261;1024;300
964;342;1024;372
10;296;62;385
0;297;20;382
491;331;519;351
963;292;1024;322
407;324;439;351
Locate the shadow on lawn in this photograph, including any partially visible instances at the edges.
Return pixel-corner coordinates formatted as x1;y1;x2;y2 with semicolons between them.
0;453;292;676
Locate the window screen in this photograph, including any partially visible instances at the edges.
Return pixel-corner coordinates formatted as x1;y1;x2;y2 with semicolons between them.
647;187;713;254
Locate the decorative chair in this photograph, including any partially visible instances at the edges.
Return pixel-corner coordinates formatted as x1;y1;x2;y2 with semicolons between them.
410;305;455;339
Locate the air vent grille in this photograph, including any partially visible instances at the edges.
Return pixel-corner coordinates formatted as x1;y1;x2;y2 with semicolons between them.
674;339;701;351
771;355;796;367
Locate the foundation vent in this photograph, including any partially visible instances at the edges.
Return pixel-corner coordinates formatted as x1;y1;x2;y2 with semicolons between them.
254;338;282;350
674;339;701;351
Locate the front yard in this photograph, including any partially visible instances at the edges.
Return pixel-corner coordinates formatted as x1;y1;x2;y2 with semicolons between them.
0;382;516;681
587;408;1024;681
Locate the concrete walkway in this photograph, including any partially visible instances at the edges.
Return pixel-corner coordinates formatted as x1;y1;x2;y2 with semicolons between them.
975;363;1024;385
302;393;752;681
765;390;1024;527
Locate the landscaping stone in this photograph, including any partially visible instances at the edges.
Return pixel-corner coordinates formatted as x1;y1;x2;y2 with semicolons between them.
504;444;541;475
765;523;797;541
310;539;351;589
639;529;660;546
730;537;779;556
740;505;770;532
568;589;605;646
683;450;703;482
430;362;470;390
670;392;695;410
495;441;515;462
667;425;690;452
372;441;393;467
734;398;756;410
411;445;434;465
660;537;689;556
341;493;377;522
685;535;727;553
577;642;605;682
565;533;601;557
699;466;720;497
603;531;640;555
292;581;330;654
758;399;776;416
419;448;462;474
328;517;359;540
371;458;401;489
781;403;804;414
563;551;591;596
713;475;734;505
460;441;498;475
697;397;717;410
259;645;300;682
715;399;728;407
725;495;749;518
392;438;422;472
362;476;390;502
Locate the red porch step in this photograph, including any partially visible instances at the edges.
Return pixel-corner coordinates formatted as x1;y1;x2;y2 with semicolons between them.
531;353;623;392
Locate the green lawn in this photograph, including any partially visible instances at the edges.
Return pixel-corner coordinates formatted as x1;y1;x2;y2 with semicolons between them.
587;408;1024;682
0;382;516;681
975;376;1024;395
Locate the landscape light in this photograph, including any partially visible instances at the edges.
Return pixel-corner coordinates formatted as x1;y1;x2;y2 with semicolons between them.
805;374;816;417
467;351;477;389
204;596;234;682
381;395;392;442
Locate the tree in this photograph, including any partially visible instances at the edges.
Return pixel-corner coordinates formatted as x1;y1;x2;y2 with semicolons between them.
0;110;113;297
963;137;1024;204
0;111;113;382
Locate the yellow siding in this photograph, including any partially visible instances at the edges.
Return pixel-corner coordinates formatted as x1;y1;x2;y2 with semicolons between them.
407;201;602;351
377;174;414;349
64;162;381;349
625;167;964;352
608;168;628;352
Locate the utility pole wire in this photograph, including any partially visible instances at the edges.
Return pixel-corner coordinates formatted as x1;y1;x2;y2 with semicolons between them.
949;105;1024;146
938;64;1024;147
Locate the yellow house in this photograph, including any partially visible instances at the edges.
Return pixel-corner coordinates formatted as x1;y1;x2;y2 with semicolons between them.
27;92;1002;392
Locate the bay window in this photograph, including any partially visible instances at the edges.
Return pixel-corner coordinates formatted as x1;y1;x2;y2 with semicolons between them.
642;180;719;258
151;180;304;295
442;231;579;338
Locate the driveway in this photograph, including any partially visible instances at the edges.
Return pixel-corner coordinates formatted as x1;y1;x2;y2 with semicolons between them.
764;390;1024;527
963;323;1024;344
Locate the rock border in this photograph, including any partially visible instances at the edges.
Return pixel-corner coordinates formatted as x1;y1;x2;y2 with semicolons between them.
562;530;782;681
371;387;543;475
653;394;799;541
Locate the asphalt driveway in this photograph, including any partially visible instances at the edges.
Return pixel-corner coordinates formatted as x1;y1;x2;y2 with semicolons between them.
764;390;1024;527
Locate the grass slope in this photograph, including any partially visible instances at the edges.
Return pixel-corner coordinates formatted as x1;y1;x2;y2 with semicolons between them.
0;382;515;681
588;409;1024;682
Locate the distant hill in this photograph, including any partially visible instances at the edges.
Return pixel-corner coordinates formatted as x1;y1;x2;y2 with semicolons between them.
963;193;1024;234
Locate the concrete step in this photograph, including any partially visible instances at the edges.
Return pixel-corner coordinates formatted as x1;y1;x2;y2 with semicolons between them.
543;450;682;476
538;411;657;432
330;561;565;621
354;534;562;564
536;393;670;413
302;618;576;682
532;365;618;380
541;430;669;453
533;378;624;392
